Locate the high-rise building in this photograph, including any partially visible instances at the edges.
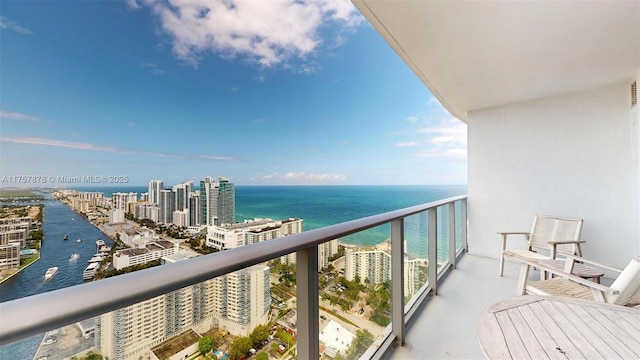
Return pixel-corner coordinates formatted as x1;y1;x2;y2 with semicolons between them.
172;181;193;212
148;180;163;205
206;218;303;250
158;189;174;224
217;177;235;225
188;192;200;226
199;177;218;226
97;263;270;359
172;210;189;227
112;192;137;212
133;203;159;223
344;240;428;298
211;265;270;336
280;238;339;272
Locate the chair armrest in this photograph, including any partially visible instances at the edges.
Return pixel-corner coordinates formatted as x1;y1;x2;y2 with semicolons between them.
548;240;587;258
547;240;586;245
498;232;531;252
504;251;619;295
562;254;624;274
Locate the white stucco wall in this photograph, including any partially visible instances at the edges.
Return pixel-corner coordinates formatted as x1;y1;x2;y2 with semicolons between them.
467;80;639;268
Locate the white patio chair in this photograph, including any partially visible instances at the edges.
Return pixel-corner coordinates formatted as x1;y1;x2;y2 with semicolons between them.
507;253;640;306
498;215;585;277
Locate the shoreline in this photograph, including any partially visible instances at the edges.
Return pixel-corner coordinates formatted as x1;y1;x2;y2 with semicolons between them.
0;203;44;284
0;251;40;285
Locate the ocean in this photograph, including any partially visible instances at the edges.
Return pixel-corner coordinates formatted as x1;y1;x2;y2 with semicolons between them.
0;185;466;359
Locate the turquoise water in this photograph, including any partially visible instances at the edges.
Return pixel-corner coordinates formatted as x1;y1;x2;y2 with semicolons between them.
73;184;467;256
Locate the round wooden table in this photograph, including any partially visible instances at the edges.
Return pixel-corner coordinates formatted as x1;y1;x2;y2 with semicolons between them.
477;295;640;359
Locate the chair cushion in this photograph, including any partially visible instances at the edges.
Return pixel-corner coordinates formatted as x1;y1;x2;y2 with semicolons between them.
608;257;640;305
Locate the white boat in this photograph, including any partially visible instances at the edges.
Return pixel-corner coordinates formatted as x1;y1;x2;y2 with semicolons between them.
83;262;100;280
87;255;105;263
69;253;80;262
44;267;58;280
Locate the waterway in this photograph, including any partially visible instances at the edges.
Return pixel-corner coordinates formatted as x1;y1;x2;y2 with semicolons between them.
0;193;113;360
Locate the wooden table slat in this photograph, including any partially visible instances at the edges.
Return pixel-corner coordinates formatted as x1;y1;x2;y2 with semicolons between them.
496;311;533;360
517;303;573;360
596;307;640;339
477;311;512;360
563;302;637;359
505;307;551;359
478;296;640;360
526;302;585;359
584;306;640;357
538;300;605;359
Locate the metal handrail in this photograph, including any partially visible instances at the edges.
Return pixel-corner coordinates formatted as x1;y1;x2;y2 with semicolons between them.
0;194;467;349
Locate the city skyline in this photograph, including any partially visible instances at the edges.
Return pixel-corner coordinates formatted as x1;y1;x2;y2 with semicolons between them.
0;0;467;186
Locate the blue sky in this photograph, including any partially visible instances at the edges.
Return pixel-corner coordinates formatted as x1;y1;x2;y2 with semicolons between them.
0;0;467;187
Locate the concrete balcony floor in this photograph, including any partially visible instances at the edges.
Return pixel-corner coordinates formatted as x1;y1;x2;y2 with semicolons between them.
386;254;523;360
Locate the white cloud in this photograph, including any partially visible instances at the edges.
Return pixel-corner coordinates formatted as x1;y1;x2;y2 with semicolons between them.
0;110;40;122
139;0;363;68
394;112;467;161
0;136;237;161
254;171;346;183
416;148;467;160
197;155;236;161
140;62;167;75
413;119;467;160
394;141;420;148
416;119;466;146
128;0;141;9
0;16;32;35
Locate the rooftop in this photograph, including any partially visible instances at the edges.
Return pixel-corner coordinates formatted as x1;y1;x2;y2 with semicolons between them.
151;329;200;360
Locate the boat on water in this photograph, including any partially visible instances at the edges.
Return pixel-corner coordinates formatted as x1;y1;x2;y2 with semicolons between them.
88;254;105;263
76;238;82;243
83;262;100;281
69;253;80;262
44;267;58;280
63;234;69;240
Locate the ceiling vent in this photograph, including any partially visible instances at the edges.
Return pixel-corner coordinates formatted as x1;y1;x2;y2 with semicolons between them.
632;81;637;107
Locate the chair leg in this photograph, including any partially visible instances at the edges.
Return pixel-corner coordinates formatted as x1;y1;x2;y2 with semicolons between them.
499;235;507;276
516;263;530;295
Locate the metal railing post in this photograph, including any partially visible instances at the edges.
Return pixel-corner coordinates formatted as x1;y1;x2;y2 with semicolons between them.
461;199;468;252
448;202;456;269
428;208;438;295
391;218;405;346
297;246;319;360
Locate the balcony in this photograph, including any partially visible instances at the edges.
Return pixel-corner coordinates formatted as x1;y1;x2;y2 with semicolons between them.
1;2;638;359
0;195;484;359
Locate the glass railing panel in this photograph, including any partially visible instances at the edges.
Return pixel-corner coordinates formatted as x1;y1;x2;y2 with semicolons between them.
455;200;463;252
403;212;429;306
436;205;450;274
268;249;297;360
331;225;389;359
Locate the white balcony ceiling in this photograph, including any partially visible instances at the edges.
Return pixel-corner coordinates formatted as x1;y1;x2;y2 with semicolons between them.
352;1;640;121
